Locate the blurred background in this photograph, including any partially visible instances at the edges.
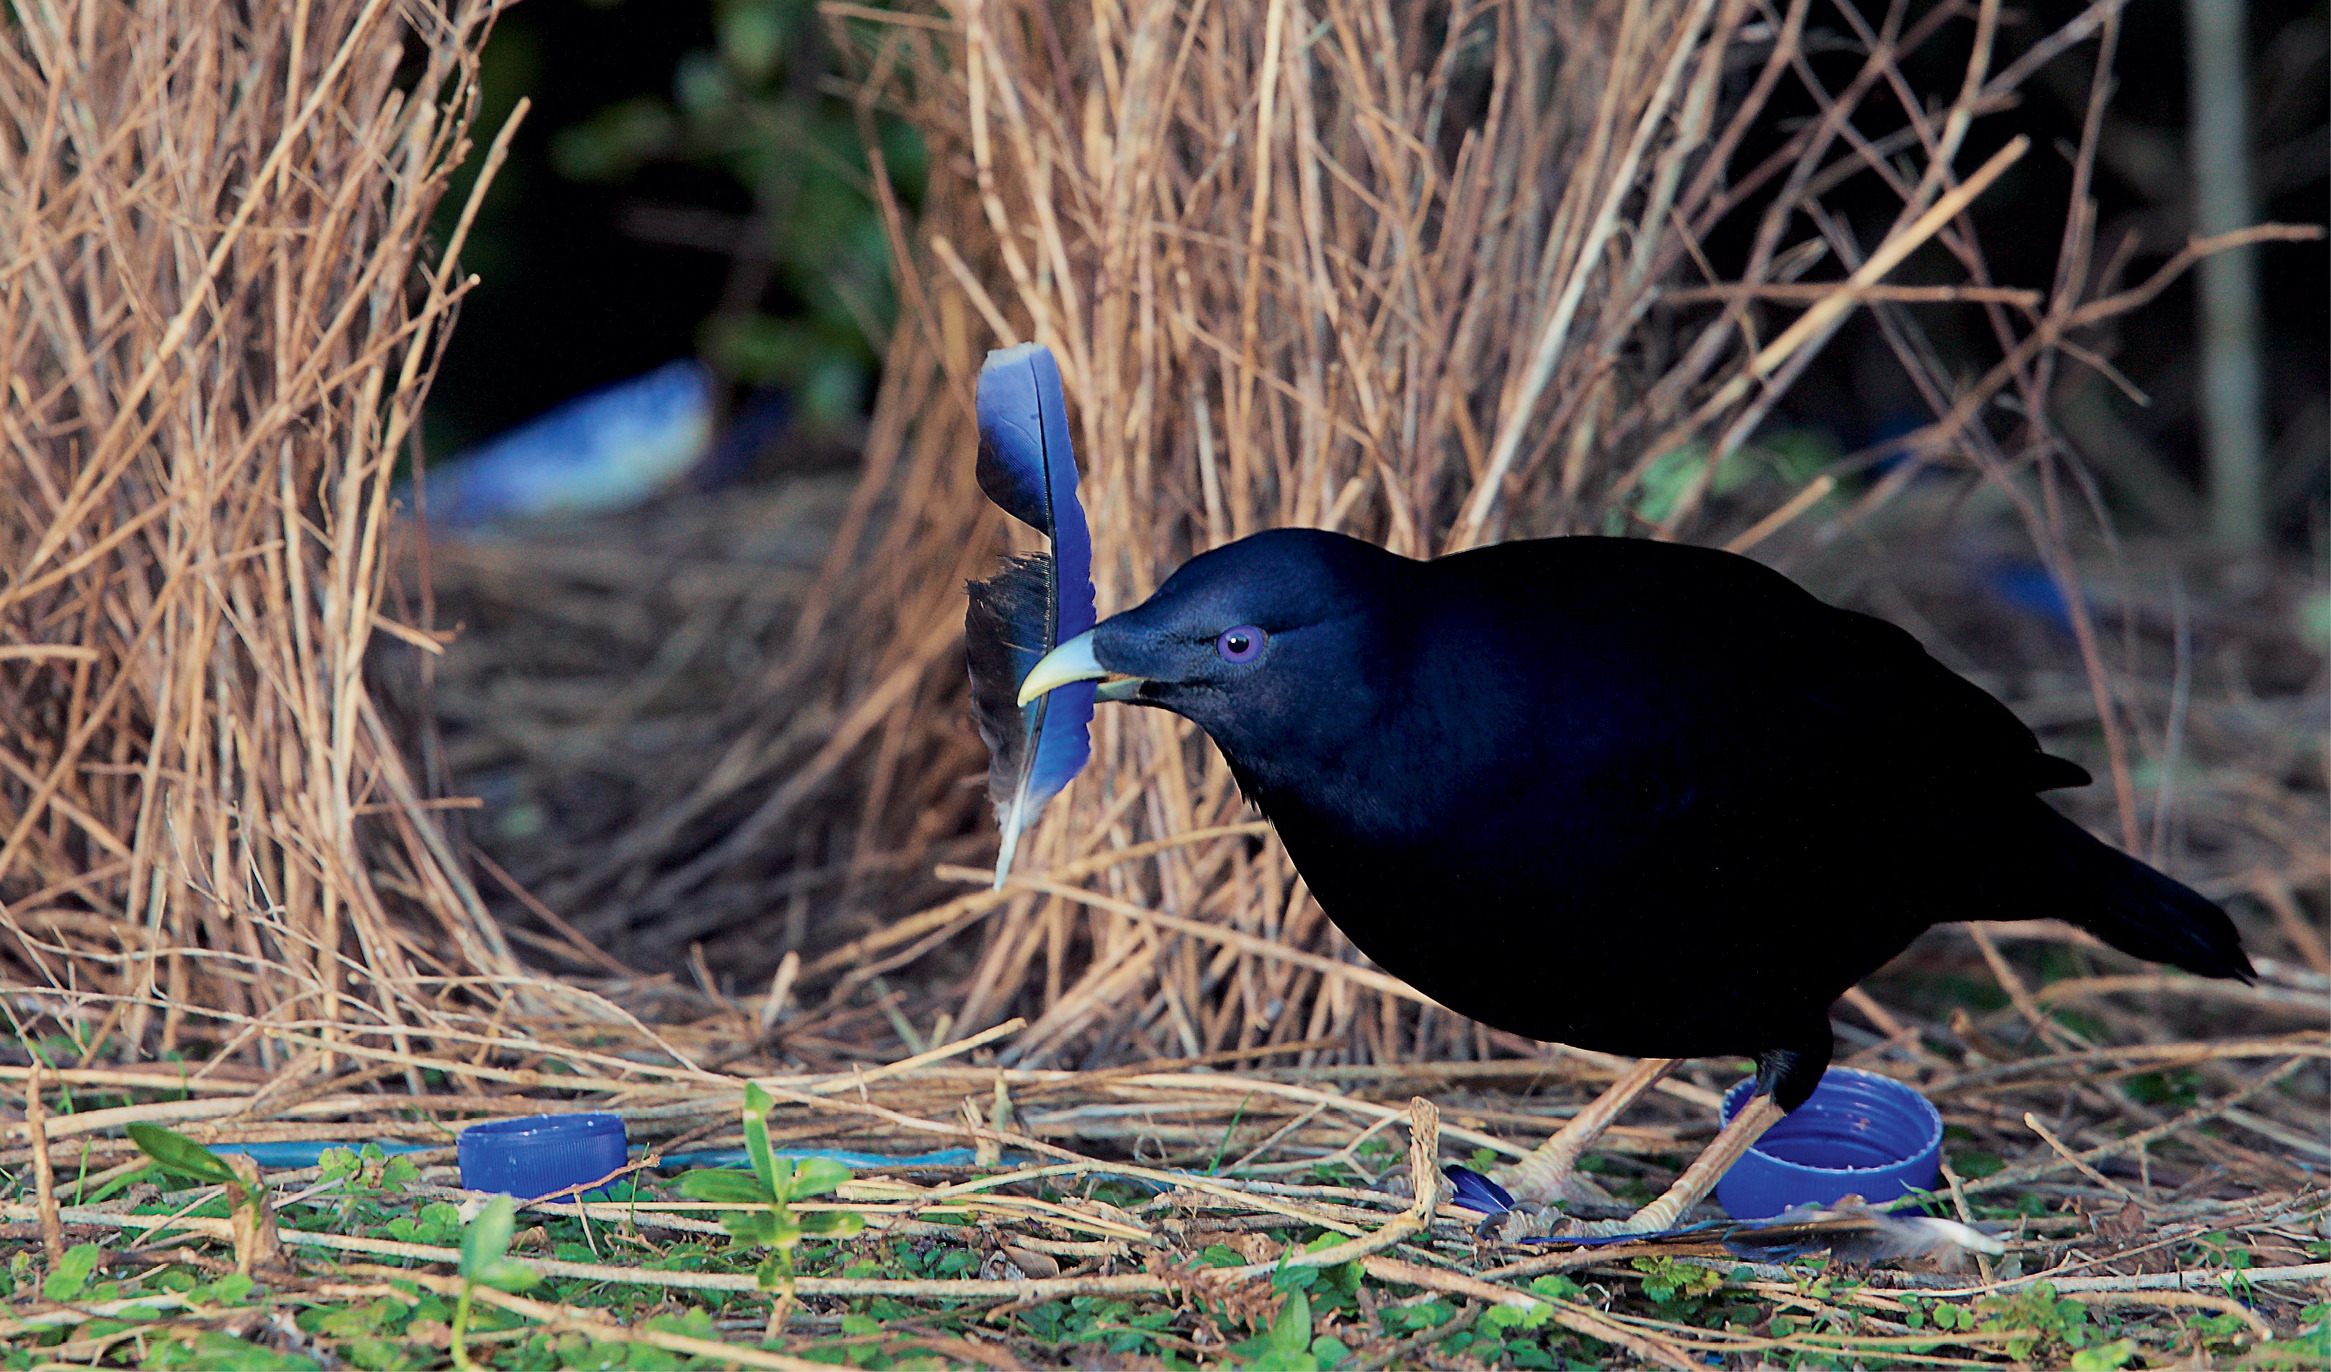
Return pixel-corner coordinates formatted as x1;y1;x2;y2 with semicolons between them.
423;0;2324;518
404;0;2327;1006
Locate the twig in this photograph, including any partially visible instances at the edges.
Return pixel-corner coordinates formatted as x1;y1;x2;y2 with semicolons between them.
27;1065;62;1264
2024;1112;2138;1203
1954;1057;2313;1198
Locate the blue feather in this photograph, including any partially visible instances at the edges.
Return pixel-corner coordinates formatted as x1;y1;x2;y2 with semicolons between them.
1443;1164;1516;1215
965;344;1096;885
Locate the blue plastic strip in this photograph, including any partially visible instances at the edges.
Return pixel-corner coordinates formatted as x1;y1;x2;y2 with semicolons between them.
209;1141;439;1168
656;1147;987;1172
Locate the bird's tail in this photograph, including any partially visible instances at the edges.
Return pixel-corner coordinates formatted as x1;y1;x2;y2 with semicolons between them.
2034;804;2254;981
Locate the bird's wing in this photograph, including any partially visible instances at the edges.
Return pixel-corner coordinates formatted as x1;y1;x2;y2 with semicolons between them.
1409;539;2089;866
1808;606;2091;793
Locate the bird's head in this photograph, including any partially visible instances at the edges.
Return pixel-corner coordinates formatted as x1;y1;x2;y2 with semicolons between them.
1016;528;1410;773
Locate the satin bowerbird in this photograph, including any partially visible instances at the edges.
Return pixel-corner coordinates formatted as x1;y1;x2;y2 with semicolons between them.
1017;529;2251;1233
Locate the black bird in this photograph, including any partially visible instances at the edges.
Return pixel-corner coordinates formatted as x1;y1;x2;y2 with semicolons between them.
1017;530;2252;1231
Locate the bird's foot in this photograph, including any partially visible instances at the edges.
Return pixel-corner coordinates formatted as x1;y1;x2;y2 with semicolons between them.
1552;1216;1646;1240
1549;1209;1693;1240
1475;1201;1567;1242
1536;1092;1791;1242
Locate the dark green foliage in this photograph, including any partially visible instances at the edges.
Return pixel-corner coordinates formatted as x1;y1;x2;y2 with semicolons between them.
549;0;924;424
142;1331;320;1370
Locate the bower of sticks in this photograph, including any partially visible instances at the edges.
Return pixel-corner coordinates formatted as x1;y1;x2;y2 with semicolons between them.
1;0;2324;1365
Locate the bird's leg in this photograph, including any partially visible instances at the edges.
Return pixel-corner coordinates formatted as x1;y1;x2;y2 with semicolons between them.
1493;1057;1678;1208
1602;1090;1787;1234
1570;1036;1825;1236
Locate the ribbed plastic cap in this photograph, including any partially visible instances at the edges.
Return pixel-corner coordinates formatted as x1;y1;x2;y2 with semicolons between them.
1715;1067;1942;1220
457;1112;628;1201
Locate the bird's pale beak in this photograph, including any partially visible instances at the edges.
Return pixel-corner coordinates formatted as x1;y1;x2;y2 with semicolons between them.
1017;630;1110;706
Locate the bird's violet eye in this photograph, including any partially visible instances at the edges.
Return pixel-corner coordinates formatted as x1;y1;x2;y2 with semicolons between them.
1216;625;1266;664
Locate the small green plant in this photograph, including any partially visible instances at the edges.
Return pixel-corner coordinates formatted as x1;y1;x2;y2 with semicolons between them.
1221;1285;1350;1371
1632;1254;1724;1306
450;1195;538;1371
127;1123;281;1275
1972;1282;2104;1363
677;1083;865;1301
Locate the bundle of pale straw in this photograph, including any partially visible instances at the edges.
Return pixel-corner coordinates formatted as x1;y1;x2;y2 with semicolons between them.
0;0;520;1064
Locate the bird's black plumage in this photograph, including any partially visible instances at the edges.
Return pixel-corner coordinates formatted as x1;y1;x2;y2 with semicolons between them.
1073;530;2251;1109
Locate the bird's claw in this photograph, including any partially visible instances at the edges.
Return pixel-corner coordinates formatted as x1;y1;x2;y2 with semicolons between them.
1553;1216;1657;1240
1474;1202;1567;1242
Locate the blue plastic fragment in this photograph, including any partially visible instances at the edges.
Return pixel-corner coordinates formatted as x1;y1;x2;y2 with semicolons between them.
423;360;714;528
657;1146;987;1172
1981;560;2081;635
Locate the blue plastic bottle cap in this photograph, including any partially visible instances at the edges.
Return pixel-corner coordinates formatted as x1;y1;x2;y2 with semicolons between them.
1714;1067;1942;1221
458;1113;628;1201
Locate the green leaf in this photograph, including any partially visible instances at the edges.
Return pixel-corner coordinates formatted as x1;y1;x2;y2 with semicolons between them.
1529;1274;1584;1301
127;1122;238;1185
720;1211;783;1245
144;1330;320;1370
42;1243;102;1301
787;1156;854;1200
742;1083;779;1198
717;0;788;81
1951;1149;2005;1179
310;1302;397;1337
648;1309;718;1340
458;1195;518;1281
2070;1338;2139;1370
1222;1288;1320;1370
677;1167;770;1205
470;1257;539;1293
191;1272;256;1306
798;1210;864;1237
548;98;678;183
1269;1289;1312;1353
